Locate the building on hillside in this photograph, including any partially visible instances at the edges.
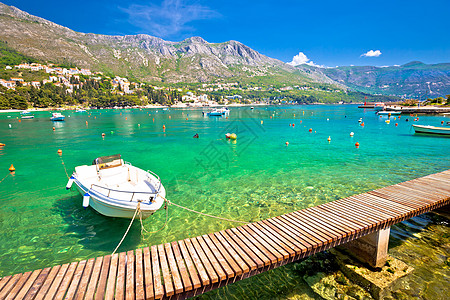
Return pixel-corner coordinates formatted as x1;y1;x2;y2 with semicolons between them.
31;81;41;88
0;79;16;89
5;66;12;70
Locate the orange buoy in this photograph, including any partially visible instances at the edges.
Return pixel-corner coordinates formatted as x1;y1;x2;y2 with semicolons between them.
101;133;105;137
398;116;401;119
309;128;312;132
169;116;171;119
153;118;154;122
355;142;360;148
57;149;62;154
9;164;15;172
94;116;96;119
125;117;127;120
395;123;398;126
52;127;55;131
441;121;444;125
361;122;364;126
292;124;295;127
327;136;331;141
18;120;21;123
86;121;88;125
289;124;291;127
285;141;289;146
186;118;188;120
417;117;419;121
300;120;302;123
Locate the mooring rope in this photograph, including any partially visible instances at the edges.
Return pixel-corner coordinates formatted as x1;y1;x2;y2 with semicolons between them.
59;155;70;179
0;172;10;184
161;195;249;224
139;199;169;236
112;202;141;255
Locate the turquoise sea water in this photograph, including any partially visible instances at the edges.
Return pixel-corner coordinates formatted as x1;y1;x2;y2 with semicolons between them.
0;105;449;297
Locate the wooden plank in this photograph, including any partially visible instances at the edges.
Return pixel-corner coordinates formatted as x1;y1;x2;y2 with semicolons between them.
158;243;174;297
64;260;87;300
94;255;111;300
24;267;50;300
351;194;410;221
287;212;342;243
74;258;95;300
297;208;358;237
115;252;127;300
143;247;154;300
241;224;288;261
189;237;219;283
343;198;395;224
135;249;145;300
5;271;31;300
306;205;363;235
104;253;119;300
183;238;210;286
258;219;306;255
254;221;302;257
171;241;193;291
84;256;103;300
317;201;378;229
34;265;62;300
177;240;201;289
51;261;78;300
229;227;273;266
15;269;42;300
266;217;315;252
278;215;328;246
126;251;135;300
328;199;387;225
151;245;164;299
0;273;22;299
0;276;12;294
215;231;255;272
209;233;246;275
202;234;235;278
164;243;183;294
400;180;450;200
196;236;227;281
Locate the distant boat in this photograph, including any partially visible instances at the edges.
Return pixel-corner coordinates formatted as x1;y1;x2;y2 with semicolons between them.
21;115;34;119
373;102;385;111
251;107;254;110
412;124;450;136
50;112;65;121
377;111;401;115
75;108;86;112
203;107;230;117
20;110;31;115
67;154;165;219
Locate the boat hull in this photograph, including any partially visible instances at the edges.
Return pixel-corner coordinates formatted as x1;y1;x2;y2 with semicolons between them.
377;111;401;115
73;179;164;219
413;125;450;136
51;117;65;121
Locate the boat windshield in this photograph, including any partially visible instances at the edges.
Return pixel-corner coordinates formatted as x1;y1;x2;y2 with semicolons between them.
93;154;123;170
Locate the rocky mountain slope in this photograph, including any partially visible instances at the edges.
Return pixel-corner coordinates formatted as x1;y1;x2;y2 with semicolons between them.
302;62;450;98
0;2;339;86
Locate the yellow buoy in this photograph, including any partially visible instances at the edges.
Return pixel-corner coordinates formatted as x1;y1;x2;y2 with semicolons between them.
229;133;237;140
57;149;62;154
261;120;263;125
285;141;289;146
9;164;15;172
327;136;331;142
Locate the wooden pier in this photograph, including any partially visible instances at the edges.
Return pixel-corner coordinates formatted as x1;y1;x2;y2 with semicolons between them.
1;170;449;299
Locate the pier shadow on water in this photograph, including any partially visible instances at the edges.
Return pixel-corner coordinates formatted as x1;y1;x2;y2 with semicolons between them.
52;194;142;252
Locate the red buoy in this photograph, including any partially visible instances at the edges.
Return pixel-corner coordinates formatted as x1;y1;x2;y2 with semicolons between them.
355;142;360;148
309;128;312;132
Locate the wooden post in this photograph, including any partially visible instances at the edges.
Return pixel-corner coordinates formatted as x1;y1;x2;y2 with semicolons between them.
341;227;390;268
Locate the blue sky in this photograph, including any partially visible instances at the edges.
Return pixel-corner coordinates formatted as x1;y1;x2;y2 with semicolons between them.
2;0;450;67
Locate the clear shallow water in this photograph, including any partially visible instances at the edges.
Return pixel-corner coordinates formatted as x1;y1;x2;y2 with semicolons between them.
0;105;449;296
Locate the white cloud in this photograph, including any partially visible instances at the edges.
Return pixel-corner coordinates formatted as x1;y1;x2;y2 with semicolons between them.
287;52;323;67
122;0;219;38
361;50;382;57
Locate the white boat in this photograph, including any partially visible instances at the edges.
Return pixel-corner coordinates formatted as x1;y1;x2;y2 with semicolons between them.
203;107;230;116
75;108;86;112
50;112;65;121
21;115;34;119
67;154;166;219
412;125;450;136
374;102;385;111
377;111;401;115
